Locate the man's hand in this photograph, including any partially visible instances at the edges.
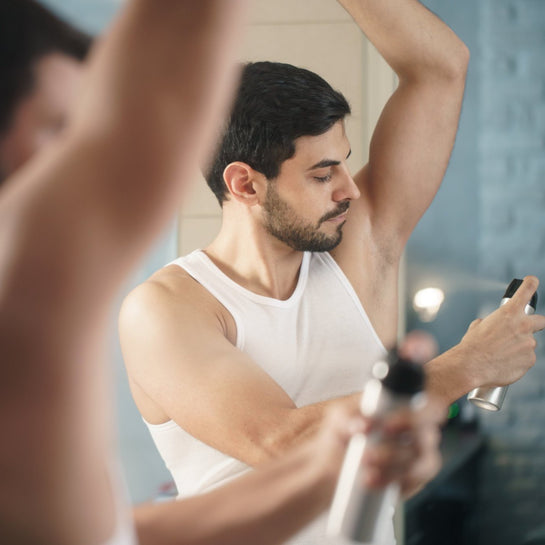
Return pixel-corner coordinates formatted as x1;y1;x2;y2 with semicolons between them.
315;396;443;501
360;397;443;498
458;276;545;389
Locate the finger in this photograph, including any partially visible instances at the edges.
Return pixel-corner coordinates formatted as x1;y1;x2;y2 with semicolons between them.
362;467;385;490
400;448;442;497
425;394;449;425
363;442;418;488
509;276;539;309
380;408;414;435
529;314;545;333
467;318;483;330
323;404;368;442
399;427;442;497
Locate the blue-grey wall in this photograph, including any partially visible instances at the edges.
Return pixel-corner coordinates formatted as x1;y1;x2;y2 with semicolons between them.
477;2;545;544
41;0;176;504
41;0;122;33
408;2;545;544
406;0;482;351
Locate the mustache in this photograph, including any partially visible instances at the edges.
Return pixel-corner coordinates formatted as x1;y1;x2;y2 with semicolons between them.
319;201;350;224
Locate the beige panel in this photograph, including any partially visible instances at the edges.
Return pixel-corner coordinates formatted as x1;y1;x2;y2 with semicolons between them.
241;23;367;171
365;42;397;146
248;0;351;25
178;216;223;255
183;171;222;217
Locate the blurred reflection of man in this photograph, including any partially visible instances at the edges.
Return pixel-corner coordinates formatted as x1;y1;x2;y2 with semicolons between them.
0;0;91;183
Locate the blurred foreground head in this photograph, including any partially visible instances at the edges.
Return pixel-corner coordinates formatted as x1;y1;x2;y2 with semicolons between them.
0;0;93;183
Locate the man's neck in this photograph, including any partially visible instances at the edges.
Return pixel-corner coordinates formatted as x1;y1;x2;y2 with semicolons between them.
204;225;306;301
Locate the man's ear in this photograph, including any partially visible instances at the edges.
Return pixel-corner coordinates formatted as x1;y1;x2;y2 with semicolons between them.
223;162;265;205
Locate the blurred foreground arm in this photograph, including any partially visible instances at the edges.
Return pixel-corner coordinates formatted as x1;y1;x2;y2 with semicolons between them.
133;401;442;545
0;1;245;544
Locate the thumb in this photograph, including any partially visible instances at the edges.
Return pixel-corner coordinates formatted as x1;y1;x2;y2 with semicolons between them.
467;318;483;331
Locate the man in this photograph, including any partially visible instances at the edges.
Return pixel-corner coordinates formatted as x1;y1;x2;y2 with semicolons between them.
0;0;92;183
0;2;441;545
120;0;544;543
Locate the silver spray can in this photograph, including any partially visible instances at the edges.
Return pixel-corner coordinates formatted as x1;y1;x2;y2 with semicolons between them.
327;351;425;544
467;278;538;411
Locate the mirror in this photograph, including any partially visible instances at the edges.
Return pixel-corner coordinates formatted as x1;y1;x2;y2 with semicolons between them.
36;2;545;545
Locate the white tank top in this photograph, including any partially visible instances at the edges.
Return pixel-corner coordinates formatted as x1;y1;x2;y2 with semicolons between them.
145;250;392;544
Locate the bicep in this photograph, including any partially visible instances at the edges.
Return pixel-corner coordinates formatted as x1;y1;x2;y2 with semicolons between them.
345;77;466;258
119;287;298;466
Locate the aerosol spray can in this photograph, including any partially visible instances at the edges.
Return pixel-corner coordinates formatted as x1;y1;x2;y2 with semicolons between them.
467;278;538;412
327;351;425;544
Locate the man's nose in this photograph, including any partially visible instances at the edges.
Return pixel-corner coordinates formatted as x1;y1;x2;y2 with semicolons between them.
333;166;360;202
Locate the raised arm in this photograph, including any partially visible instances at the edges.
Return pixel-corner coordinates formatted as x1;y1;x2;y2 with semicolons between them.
60;0;245;284
0;2;245;544
328;1;545;416
333;0;469;266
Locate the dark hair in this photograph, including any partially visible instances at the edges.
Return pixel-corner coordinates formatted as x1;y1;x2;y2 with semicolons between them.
0;0;93;134
206;61;351;206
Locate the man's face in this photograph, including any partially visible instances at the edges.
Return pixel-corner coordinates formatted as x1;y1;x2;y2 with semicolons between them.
262;120;360;252
0;52;83;181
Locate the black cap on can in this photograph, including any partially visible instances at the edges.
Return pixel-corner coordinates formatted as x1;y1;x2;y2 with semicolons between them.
373;350;425;396
504;278;538;310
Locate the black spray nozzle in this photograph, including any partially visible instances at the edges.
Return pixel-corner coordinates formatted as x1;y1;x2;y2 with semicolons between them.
372;349;425;396
503;278;538;310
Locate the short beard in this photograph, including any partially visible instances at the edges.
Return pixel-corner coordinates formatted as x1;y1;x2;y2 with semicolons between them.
263;182;347;252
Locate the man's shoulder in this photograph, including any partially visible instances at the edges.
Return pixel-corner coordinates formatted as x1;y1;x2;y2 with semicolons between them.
120;262;223;331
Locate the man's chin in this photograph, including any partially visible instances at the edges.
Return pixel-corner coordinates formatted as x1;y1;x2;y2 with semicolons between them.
301;232;343;253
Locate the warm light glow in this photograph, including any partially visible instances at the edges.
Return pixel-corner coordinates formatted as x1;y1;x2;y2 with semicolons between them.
413;287;445;322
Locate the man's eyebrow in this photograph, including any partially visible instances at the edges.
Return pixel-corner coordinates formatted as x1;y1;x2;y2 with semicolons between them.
307;149;352;171
307;159;340;171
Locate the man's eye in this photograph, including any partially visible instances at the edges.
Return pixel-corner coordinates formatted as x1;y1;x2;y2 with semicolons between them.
314;174;332;183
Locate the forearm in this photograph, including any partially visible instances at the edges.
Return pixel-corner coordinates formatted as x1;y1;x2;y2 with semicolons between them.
133;394;441;545
424;344;477;408
248;393;360;465
134;440;336;545
338;0;469;81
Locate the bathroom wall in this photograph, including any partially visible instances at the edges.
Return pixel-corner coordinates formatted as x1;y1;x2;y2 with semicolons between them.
477;2;545;544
